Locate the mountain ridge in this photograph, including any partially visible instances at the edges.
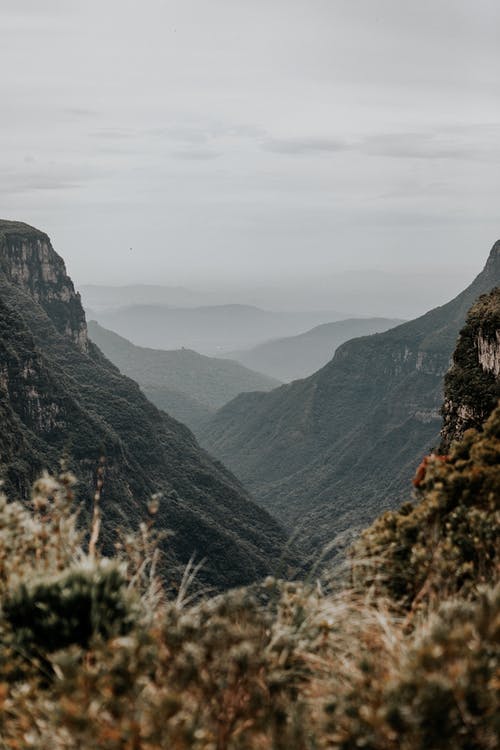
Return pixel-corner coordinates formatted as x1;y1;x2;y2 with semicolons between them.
89;302;347;355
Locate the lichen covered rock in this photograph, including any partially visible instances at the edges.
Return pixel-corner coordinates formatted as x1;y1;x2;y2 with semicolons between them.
441;287;500;450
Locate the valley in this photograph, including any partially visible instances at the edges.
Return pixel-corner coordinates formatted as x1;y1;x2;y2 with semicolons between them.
199;241;500;554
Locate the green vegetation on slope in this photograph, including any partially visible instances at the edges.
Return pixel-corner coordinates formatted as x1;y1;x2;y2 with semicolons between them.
87;321;280;431
228;316;403;382
353;405;500;611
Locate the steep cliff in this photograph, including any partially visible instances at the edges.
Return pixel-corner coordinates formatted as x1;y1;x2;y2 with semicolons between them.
0;220;293;590
200;240;500;553
0;221;88;351
441;286;500;449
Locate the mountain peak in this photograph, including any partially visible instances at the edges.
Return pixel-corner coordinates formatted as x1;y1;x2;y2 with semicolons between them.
0;218;48;239
485;239;500;268
0;219;88;351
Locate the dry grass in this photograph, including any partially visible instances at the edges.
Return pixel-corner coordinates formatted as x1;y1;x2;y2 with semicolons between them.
0;407;499;748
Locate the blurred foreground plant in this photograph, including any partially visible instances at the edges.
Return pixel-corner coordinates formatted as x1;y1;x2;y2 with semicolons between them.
0;401;498;749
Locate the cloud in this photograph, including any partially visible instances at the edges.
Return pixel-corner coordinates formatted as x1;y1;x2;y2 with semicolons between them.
172;148;221;161
91;128;137;140
262;125;500;162
0;173;81;194
262;137;351;155
0;163;103;195
0;0;64;12
359;131;491;161
149;126;211;144
64;107;100;119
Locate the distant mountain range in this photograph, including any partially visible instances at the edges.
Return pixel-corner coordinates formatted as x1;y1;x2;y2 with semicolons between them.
88;321;279;431
0;220;294;590
86;303;346;355
80;284;219;311
79;270;476;321
227;317;404;382
199;240;500;555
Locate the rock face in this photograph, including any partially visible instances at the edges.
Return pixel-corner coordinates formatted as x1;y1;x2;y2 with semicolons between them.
441;287;500;450
0;220;293;590
0;221;88;351
200;240;500;554
477;329;500;377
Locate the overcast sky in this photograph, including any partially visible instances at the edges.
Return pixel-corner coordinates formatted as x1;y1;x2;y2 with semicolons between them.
1;0;499;308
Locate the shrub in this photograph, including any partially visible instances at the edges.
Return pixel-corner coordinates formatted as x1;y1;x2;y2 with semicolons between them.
351;403;500;613
2;560;138;655
321;584;500;750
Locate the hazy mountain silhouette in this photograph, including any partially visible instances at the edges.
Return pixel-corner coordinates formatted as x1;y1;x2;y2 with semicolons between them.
88;321;279;431
89;304;346;355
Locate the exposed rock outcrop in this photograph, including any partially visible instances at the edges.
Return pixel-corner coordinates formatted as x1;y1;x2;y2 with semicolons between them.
441;287;500;450
0;221;88;351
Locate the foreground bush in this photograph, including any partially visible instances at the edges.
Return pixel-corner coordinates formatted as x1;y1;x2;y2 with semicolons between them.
322;584;500;750
3;561;137;655
0;411;498;748
352;403;500;613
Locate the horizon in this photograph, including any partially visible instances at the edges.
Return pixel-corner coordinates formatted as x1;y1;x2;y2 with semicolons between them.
78;251;486;320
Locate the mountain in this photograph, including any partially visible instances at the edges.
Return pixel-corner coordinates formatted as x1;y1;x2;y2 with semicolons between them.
199;240;500;553
89;304;345;355
227;317;404;382
80;271;476;321
87;321;280;431
0;220;293;590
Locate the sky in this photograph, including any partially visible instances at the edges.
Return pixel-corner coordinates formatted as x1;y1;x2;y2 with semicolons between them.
1;0;499;313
